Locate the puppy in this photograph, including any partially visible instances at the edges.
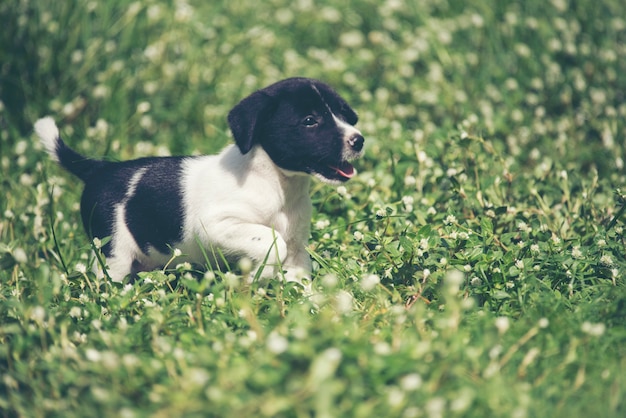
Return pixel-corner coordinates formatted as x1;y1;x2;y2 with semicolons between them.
35;77;364;286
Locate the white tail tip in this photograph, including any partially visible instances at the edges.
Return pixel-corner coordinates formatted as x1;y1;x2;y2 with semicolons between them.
34;117;60;161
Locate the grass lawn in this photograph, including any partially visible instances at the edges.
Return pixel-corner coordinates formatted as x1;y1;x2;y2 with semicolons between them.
1;0;625;416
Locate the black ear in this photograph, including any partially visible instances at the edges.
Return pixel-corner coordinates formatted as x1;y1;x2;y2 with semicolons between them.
339;101;358;126
313;81;359;125
227;91;273;154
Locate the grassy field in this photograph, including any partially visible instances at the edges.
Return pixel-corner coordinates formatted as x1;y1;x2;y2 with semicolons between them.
1;0;625;416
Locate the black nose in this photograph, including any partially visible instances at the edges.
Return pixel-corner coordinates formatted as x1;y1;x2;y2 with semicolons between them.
348;134;364;152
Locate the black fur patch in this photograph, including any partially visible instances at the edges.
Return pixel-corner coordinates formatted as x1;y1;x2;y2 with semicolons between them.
80;157;186;256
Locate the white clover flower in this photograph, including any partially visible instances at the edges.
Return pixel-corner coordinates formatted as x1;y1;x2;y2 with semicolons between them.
600;254;613;266
62;101;76;116
69;307;83;319
530;244;540;254
400;373;423;391
445;270;464;293
93;84;110;99
387;387;405;408
423;268;431;279
186;368;210;387
597;239;607;247
572;246;583;259
517;221;532;233
444;214;457;225
20;173;34;186
137;101;151;113
470;277;482;286
335;290;354;313
374;341;391;356
427;206;437;216
309;347;342;385
175;262;192;271
92;237;102;249
175;0;194;22
224;272;239;287
463;264;471;272
339;30;364;48
425;397;446;418
581;321;606;337
30;306;46;323
15;140;28;155
495;317;510;334
12;248;27;264
172;248;182;257
321;274;338;289
336;185;348;196
266;332;288;354
360;274;380;291
238;257;253;274
353;231;364;241
538;318;549;328
101;351;119;371
75;262;87;274
315;219;330;230
85;348;102;362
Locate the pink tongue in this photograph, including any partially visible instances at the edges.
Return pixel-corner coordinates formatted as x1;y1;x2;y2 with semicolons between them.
331;163;355;179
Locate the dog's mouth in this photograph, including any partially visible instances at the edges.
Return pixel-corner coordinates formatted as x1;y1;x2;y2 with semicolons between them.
329;161;355;179
310;160;356;183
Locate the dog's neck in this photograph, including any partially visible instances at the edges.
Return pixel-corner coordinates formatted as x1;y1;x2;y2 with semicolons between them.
233;145;311;195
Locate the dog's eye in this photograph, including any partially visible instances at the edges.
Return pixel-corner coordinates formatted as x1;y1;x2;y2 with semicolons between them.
302;116;318;127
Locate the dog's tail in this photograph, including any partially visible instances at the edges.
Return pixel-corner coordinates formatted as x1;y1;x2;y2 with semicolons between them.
34;117;104;182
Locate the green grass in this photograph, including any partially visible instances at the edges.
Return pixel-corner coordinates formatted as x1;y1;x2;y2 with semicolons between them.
1;0;626;416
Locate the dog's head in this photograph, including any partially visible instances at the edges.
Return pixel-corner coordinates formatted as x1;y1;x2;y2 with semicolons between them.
228;77;364;184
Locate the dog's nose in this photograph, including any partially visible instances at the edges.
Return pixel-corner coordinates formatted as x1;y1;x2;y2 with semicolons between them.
348;134;364;152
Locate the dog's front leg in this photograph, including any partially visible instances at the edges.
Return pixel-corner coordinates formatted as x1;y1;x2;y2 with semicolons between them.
282;245;312;283
211;222;288;276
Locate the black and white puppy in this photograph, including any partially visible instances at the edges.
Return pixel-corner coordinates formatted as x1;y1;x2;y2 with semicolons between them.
35;77;364;287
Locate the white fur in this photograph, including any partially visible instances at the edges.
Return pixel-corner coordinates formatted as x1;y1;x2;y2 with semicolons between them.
34;117;60;162
179;145;312;284
333;114;363;161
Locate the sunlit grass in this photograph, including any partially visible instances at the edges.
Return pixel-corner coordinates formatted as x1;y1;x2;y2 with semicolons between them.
1;0;625;416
